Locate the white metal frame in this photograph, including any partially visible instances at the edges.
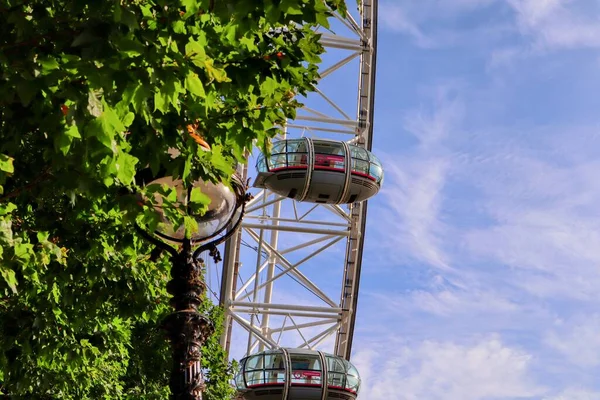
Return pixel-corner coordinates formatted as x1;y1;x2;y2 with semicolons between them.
219;0;378;362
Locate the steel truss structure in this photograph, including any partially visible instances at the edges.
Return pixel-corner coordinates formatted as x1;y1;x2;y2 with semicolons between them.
218;0;378;362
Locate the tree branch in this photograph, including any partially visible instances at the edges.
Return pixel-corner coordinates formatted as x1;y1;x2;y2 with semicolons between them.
0;170;51;202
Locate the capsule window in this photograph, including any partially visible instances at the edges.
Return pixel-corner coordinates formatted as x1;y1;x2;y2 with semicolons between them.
369;163;383;182
285;139;306;153
257;157;268;173
272;141;287;154
287;152;308;168
235;370;246;389
290;354;322;386
352;159;370;175
313;141;345;170
350;146;369;161
244;354;265;386
345;363;361;392
313;142;343;156
244;370;264;387
263;352;286;385
245;354;264;370
269;153;287;169
369;153;382;166
235;358;247;389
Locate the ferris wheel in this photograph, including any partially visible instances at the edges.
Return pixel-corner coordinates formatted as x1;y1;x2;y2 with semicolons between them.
211;1;379;398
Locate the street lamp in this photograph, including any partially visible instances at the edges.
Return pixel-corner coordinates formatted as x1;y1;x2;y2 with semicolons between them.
135;173;249;400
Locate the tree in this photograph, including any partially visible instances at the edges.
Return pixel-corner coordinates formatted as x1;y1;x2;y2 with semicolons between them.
0;0;346;398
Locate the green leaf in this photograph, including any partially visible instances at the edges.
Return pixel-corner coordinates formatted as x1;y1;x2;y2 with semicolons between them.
122;112;135;127
182;157;192;181
114;6;138;28
116;38;145;57
225;25;237;43
185;71;206;98
260;77;278;96
154;89;167;113
14;241;34;261
0;219;13;246
281;0;304;15
239;36;258;52
103;100;126;132
65;124;81;138
0;154;14;173
38;57;60;72
16;80;38;106
185;39;206;59
0;203;17;216
87;90;103;117
204;59;230;83
316;10;330;28
37;231;49;243
182;0;200;16
183;215;198;238
86;100;126;150
131;84;150;114
190;187;210;205
209;145;234;176
51;282;61;303
115;152;138;185
154;78;182;113
172;20;187;34
55;131;74;155
0;267;18;294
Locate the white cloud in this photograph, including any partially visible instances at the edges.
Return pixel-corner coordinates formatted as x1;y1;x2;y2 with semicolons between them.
402;287;519;316
380;5;431;47
379;1;506;48
353;337;544;400
544;388;600;400
460;128;600;301
381;158;450;269
378;89;464;270
545;315;600;368
507;0;600;50
381;0;600;70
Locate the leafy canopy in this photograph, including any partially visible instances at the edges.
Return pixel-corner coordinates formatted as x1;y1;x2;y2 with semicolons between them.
0;0;346;398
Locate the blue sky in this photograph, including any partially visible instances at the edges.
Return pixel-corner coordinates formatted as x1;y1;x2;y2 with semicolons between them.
217;1;600;399
350;1;600;399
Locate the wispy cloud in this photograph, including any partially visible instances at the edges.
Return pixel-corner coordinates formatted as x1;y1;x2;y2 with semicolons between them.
545;314;600;368
361;48;600;394
378;87;464;270
379;0;510;48
544;388;600;400
381;0;600;70
460;127;600;302
508;0;600;50
380;5;432;47
353;336;545;399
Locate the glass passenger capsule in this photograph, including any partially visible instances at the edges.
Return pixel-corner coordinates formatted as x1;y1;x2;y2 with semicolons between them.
254;138;383;204
234;349;361;400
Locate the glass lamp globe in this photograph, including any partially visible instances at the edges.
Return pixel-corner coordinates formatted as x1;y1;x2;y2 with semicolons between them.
147;176;236;243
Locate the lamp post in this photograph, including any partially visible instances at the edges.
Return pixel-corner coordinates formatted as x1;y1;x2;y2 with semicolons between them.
136;174;249;400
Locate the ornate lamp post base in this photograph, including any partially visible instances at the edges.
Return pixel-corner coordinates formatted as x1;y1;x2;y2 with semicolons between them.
162;244;214;399
163;311;212;399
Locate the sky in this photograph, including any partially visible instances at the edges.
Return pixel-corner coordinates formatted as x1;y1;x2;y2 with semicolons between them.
350;0;600;399
215;1;600;399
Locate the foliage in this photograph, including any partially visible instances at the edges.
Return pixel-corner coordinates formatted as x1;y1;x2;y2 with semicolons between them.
0;0;346;398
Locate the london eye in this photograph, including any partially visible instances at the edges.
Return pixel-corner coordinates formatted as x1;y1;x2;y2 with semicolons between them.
209;1;380;398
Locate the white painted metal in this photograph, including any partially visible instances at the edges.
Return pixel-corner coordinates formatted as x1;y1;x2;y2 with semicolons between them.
219;0;378;363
